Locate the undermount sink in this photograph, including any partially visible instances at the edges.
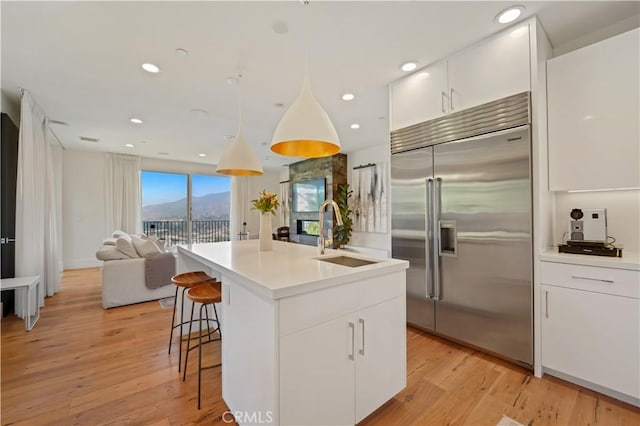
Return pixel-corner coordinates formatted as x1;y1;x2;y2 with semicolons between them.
316;255;379;268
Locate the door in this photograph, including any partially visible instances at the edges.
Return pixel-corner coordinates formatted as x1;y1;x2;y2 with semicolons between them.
433;126;533;365
1;113;19;315
355;297;406;423
279;314;355;426
541;285;640;398
391;147;435;330
390;60;448;130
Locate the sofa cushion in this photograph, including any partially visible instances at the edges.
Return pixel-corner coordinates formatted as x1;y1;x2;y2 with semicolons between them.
132;237;162;258
115;237;140;258
102;238;117;246
96;245;131;261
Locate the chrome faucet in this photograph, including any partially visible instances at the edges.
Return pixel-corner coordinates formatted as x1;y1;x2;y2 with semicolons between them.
318;199;343;255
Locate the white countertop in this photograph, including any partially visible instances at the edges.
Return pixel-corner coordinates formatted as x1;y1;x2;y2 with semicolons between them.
540;248;640;271
178;240;409;300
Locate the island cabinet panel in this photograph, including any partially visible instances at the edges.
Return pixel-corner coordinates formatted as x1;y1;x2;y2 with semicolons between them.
279;313;356;426
355;296;406;423
279;273;406;425
540;261;640;406
221;280;279;424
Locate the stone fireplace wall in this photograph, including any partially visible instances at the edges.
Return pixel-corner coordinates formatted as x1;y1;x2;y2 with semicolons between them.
288;154;347;246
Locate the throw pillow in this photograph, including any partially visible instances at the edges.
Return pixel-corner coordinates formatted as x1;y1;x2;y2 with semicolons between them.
102;238;117;246
112;230;132;243
150;236;166;251
96;246;131;261
115;237;140;258
132;237;162;258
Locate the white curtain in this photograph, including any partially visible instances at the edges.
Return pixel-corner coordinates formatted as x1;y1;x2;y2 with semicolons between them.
105;153;142;234
230;176;249;240
15;91;63;316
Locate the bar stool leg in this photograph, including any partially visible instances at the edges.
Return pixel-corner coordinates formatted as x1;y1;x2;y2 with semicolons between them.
178;287;187;373
198;303;205;410
203;303;212;342
213;303;221;338
183;300;196;382
168;286;179;355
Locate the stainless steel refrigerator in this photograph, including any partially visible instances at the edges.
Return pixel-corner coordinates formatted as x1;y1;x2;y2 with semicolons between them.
391;92;533;367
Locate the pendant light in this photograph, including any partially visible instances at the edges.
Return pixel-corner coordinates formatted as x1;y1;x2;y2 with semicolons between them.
216;75;264;176
270;1;341;158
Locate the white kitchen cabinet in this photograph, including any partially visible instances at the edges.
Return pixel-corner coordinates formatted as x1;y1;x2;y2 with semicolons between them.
389;60;448;131
447;23;530;112
540;261;640;405
389;22;530;131
355;296;406;423
547;28;640;191
280;296;406;426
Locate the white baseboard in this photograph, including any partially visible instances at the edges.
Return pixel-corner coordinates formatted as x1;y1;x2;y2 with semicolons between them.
64;258;101;270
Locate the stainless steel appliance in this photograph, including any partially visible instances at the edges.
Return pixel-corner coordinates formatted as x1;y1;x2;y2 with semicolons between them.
569;208;607;242
391;92;533;367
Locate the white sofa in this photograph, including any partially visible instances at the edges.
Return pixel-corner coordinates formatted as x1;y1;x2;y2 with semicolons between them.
101;257;175;309
97;231;176;309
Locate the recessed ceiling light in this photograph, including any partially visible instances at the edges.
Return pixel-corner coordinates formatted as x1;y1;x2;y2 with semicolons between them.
401;61;417;72
198;153;207;157
130;117;143;124
224;135;235;140
125;143;135;148
175;48;189;56
342;93;355;101
141;63;160;73
496;6;524;24
350;123;360;129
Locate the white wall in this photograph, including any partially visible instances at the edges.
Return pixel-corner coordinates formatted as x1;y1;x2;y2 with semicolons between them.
1;90;20;125
345;144;391;256
62;149;107;269
552;14;640;56
231;171;282;240
553;190;640;253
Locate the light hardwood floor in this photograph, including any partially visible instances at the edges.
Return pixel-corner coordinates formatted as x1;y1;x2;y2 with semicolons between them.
1;268;638;425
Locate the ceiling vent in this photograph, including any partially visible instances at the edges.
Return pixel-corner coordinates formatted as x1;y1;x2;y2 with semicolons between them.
79;136;100;143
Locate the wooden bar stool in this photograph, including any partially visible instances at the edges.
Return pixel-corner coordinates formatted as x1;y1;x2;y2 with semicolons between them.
183;282;222;409
168;271;218;373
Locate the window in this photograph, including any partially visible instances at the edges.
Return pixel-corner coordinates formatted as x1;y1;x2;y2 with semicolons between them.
141;171;231;245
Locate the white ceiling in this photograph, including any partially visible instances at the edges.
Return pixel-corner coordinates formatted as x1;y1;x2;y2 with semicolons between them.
2;1;638;171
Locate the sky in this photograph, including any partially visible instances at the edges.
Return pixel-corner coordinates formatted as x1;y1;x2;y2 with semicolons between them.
142;171;231;206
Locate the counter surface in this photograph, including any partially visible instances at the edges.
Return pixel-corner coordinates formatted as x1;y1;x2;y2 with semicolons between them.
541;249;640;271
178;240;409;300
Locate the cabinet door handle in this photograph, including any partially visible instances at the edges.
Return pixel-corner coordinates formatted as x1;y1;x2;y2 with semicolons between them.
358;318;365;356
348;322;355;360
450;88;455;111
545;290;549;318
441;91;447;113
571;275;614;283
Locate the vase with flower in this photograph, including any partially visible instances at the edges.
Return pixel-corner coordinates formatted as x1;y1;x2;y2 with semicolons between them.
251;190;280;251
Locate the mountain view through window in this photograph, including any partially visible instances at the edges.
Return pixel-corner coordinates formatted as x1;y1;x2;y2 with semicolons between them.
141;171;231;245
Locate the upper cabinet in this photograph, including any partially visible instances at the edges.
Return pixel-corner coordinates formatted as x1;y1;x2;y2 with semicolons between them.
390;22;531;131
547;28;640;191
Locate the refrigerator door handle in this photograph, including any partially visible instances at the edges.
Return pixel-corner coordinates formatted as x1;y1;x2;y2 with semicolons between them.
426;178;434;299
433;178;442;300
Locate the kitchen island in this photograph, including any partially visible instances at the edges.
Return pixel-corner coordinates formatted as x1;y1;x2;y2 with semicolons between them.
177;240;409;426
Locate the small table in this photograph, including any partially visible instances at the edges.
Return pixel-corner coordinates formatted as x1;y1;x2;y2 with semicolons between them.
0;275;40;331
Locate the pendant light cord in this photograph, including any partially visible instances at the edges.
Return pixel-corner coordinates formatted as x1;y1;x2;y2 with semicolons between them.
237;73;243;127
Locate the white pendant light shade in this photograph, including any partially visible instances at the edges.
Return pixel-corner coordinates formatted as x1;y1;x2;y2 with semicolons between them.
216;129;263;176
271;75;341;158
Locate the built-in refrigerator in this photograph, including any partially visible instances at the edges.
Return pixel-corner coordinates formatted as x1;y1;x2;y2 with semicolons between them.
391;92;533;367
